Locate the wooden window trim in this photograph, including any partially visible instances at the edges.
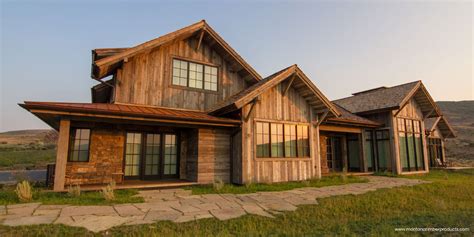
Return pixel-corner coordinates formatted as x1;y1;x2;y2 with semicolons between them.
254;120;311;160
67;128;91;163
170;56;220;94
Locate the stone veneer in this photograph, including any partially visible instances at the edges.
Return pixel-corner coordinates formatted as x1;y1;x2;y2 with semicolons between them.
65;128;124;185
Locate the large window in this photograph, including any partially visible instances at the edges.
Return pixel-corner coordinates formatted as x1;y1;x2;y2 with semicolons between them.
364;131;375;171
172;58;218;91
398;118;424;171
375;130;391;171
256;122;309;158
68;128;91;162
125;133;142;176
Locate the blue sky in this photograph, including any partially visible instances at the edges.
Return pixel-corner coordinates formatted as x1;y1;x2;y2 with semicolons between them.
1;0;472;132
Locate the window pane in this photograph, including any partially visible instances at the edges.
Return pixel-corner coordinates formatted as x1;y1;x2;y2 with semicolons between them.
270;123;283;157
69;128;90;162
415;134;424;170
399;132;408;171
256;122;270;158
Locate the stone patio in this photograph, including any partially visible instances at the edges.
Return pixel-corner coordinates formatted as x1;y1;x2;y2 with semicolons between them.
0;176;429;232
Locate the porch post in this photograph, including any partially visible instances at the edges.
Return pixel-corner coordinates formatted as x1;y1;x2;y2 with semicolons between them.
390;113;402;175
315;124;322;179
421;121;430;172
54;119;70;191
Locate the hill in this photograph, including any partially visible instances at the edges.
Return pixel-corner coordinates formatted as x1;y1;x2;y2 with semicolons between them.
437;101;474;166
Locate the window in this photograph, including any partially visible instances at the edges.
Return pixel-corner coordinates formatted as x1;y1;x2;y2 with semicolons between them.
256;122;270;158
271;123;284;157
364;130;375;171
256;122;309;158
172;58;218;91
284;124;297;157
297;125;309;157
428;138;443;167
125;133;142;176
397;118;424;171
375;130;391;171
68;128;90;162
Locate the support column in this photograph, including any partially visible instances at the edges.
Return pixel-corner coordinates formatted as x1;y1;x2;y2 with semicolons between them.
54;119;70;191
421;121;430;172
315;125;322;179
390;113;402;175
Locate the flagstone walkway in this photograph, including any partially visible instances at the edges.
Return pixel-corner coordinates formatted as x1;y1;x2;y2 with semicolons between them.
0;176;429;232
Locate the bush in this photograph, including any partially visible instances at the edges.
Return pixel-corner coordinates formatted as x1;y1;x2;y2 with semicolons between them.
213;178;224;191
101;181;116;201
15;180;32;202
67;184;81;197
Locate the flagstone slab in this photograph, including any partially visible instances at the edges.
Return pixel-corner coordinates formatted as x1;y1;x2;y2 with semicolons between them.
6;203;40;216
0;206;6;215
114;204;144;217
2;215;56;226
60;206;117;217
144;209;181;222
33;209;61;216
210;208;246;220
242;204;274;218
69;215;129;233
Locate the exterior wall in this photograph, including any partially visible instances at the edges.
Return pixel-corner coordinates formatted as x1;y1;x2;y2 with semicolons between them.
393;98;429;174
240;82;318;184
195;128;232;184
65;128;124;185
114;37;249;111
319;135;329;175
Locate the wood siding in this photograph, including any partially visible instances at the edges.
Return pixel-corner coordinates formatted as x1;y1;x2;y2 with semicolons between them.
195;128;232;183
114;37;249;111
240;82;318;183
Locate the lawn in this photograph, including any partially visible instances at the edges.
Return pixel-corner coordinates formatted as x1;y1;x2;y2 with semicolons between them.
186;174;366;194
0;187;143;206
0;169;473;236
0;144;56;170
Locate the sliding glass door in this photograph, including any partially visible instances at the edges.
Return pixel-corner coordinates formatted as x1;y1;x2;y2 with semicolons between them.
124;132;179;180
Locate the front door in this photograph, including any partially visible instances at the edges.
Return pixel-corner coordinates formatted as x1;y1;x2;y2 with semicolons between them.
124;132;179;180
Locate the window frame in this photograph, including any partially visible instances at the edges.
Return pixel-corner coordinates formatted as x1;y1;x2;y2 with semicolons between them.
255;120;310;159
67;128;91;162
170;57;220;93
397;117;424;172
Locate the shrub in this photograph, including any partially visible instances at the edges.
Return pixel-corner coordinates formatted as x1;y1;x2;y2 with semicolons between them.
67;184;81;197
101;181;116;201
213;178;224;191
302;179;311;187
15;180;33;202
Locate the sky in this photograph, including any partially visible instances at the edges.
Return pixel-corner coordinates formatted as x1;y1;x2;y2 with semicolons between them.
1;0;472;132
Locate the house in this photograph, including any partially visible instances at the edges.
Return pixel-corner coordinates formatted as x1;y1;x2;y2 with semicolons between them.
20;20;455;191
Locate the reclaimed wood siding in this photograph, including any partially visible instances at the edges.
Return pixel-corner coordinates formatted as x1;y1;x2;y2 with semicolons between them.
196;128;231;183
241;83;317;183
114;38;248;111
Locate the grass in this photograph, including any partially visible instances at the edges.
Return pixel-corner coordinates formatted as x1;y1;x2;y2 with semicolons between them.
0;146;56;170
186;174;366;194
1;169;473;236
0;186;143;205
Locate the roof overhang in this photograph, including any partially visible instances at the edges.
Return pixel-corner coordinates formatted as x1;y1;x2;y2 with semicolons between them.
427;116;456;139
91;20;261;84
395;82;442;118
20;102;241;130
209;65;340;118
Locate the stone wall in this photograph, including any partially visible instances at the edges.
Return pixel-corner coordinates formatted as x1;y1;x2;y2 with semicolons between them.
319;135;329;175
65;128;124;185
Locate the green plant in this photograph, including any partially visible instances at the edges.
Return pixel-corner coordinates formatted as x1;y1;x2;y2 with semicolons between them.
15;180;32;202
67;184;81;197
302;180;310;187
101;181;116;201
213;178;224;191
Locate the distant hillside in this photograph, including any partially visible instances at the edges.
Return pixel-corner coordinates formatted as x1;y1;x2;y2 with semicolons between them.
0;129;57;146
437;101;474;166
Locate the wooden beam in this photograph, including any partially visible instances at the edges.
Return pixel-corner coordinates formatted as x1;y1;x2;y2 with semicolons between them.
423;108;435;120
429;116;442;133
196;29;205;50
54;119;70;191
316;111;329;126
283;74;296;96
244;98;258;122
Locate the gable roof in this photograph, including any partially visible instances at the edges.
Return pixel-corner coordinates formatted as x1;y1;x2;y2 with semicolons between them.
425;116;456;138
19;101;240;130
333;81;441;118
208;65;340;117
91;20;261;83
324;104;382;127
